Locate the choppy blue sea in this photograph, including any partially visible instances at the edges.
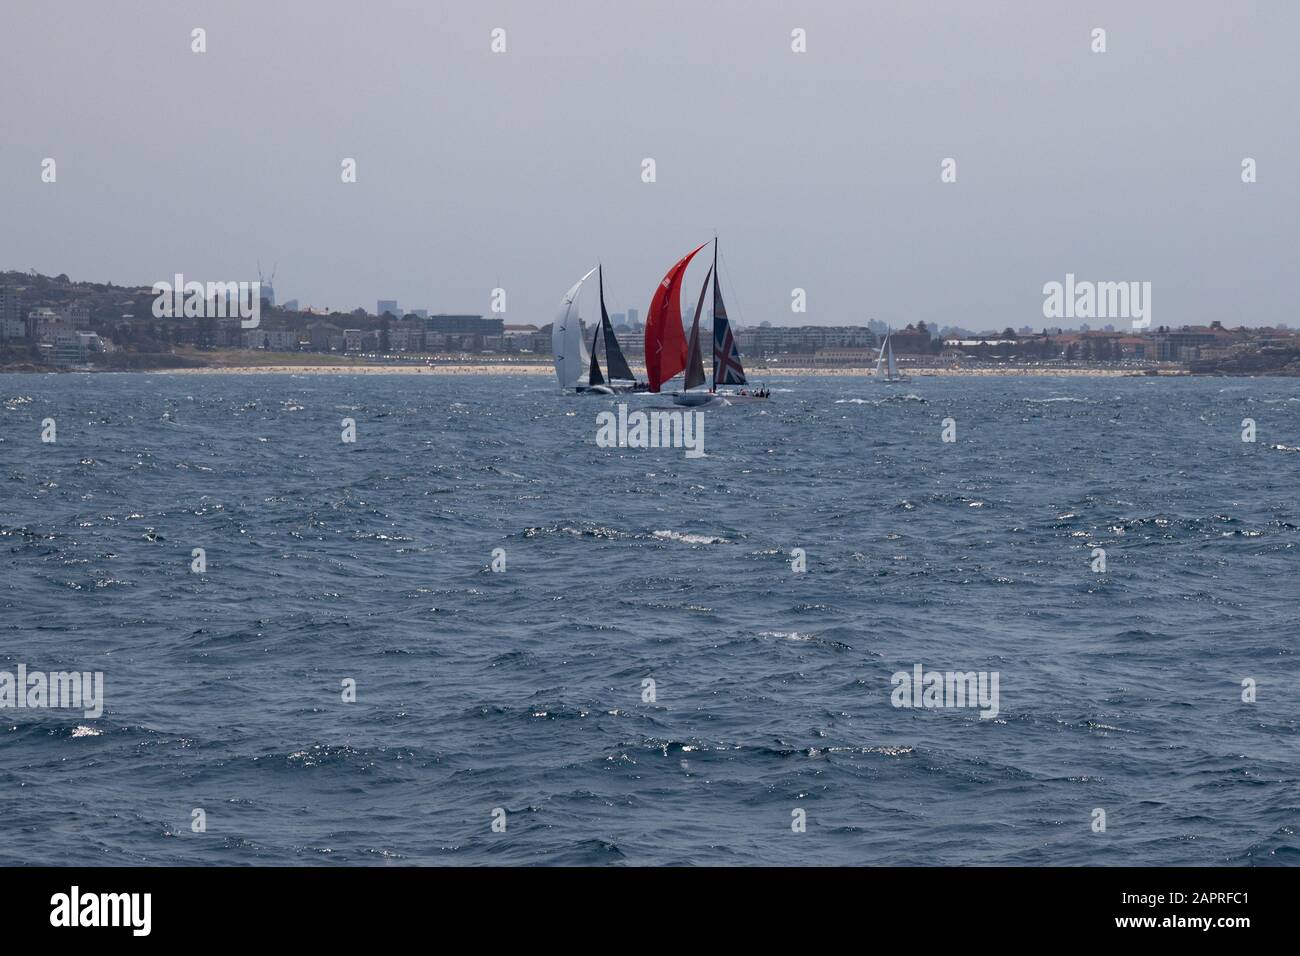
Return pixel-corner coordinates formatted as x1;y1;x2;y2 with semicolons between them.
0;372;1296;865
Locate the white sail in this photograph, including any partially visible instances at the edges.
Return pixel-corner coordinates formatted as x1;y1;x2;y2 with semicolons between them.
887;337;899;378
875;333;889;378
553;267;597;389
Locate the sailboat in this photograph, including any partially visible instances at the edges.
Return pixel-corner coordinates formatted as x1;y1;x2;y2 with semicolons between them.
584;266;641;394
643;239;766;406
553;265;644;393
553;267;596;392
874;329;911;384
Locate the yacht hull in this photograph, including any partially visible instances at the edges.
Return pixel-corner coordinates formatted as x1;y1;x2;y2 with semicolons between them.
671;391;714;407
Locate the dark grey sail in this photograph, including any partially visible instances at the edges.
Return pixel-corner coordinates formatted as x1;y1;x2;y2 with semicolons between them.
683;262;713;391
598;266;635;382
588;322;605;386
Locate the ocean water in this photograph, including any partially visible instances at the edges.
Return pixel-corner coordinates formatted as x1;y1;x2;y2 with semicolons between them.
0;372;1296;866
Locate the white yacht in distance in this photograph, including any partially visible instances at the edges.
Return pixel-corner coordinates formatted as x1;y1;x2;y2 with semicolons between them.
875;330;912;384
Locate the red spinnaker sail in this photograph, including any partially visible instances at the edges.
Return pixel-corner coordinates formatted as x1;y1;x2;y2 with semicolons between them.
644;242;708;392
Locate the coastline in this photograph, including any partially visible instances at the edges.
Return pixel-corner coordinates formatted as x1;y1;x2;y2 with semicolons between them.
150;363;1157;377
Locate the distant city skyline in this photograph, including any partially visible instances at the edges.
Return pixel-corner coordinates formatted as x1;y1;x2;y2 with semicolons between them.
4;1;1297;328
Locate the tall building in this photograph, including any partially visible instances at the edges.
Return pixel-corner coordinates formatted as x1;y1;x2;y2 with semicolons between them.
29;308;66;343
0;286;22;340
377;299;399;318
626;308;639;328
65;301;91;328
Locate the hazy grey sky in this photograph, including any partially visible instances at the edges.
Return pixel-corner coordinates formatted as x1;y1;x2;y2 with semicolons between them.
3;1;1297;328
